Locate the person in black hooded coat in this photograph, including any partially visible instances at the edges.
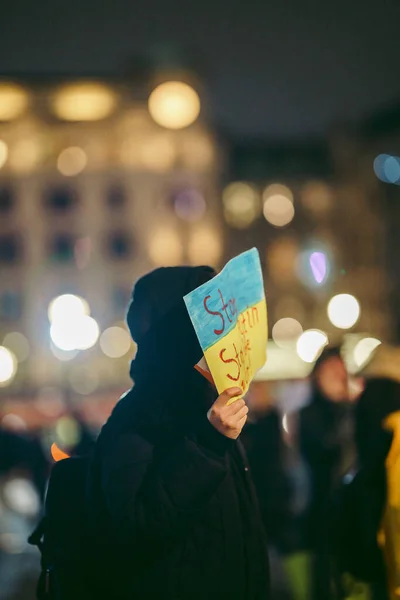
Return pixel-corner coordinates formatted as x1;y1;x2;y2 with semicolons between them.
86;266;270;600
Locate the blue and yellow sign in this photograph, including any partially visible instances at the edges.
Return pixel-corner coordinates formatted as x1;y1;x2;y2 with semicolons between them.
184;248;268;395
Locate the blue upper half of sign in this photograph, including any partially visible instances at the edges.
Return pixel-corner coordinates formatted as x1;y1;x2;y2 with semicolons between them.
184;248;265;351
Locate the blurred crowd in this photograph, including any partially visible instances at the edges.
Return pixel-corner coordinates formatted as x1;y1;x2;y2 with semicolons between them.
0;341;399;600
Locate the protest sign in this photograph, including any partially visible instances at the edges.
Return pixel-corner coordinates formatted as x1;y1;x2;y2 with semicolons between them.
184;248;267;395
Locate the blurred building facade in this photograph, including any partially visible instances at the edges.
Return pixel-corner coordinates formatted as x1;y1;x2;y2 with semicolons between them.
0;73;224;398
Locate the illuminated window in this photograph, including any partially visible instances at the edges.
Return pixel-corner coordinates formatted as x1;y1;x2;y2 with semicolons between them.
45;187;77;212
107;232;133;260
50;234;75;263
107;185;127;210
0;291;23;320
0;187;14;213
0;235;21;263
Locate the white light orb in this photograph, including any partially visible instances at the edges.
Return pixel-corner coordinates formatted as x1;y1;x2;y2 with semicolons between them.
50;315;99;351
48;294;89;324
353;337;381;369
148;81;200;129
3;478;40;517
100;326;132;358
272;318;303;349
327;294;360;329
297;329;328;363
0;346;17;385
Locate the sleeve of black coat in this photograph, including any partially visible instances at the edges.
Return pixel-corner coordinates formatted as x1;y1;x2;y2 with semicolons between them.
101;417;231;555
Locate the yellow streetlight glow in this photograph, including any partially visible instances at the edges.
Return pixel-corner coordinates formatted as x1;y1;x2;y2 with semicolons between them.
0;83;29;120
223;182;260;229
52;82;117;121
148;81;200;130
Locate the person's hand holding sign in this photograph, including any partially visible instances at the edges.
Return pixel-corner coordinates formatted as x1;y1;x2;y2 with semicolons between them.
207;387;248;439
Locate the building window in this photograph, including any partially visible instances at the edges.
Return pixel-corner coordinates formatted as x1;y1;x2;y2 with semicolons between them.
45;186;77;212
50;234;75;263
107;185;127;210
0;291;23;320
107;232;133;260
0;188;15;214
0;235;21;264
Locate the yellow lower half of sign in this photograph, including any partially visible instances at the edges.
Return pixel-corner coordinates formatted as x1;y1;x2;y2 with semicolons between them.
204;299;267;395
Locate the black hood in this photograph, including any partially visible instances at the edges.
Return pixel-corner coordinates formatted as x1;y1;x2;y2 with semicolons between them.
103;266;218;444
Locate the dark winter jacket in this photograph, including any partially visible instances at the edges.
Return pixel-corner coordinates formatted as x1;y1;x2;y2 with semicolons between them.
242;410;291;553
86;267;269;600
299;391;355;548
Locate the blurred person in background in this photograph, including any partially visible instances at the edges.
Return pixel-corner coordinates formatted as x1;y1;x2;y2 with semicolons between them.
0;424;48;502
299;346;354;600
332;374;400;600
242;383;292;599
86;266;270;600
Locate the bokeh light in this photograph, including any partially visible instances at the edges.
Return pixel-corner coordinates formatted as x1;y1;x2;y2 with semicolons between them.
272;318;303;349
374;154;400;185
297;329;328;363
52;82;117;121
301;181;333;213
148;81;201;129
9;139;42;174
222;182;260;229
50;345;79;361
0;139;8;169
2;332;30;362
327;294;360;329
148;228;184;266
50;315;99;351
55;416;80;447
173;189;206;222
1;414;27;432
353;337;381;369
48;294;89;324
0;83;29;120
297;248;330;287
264;183;294;203
3;478;40;517
268;237;298;285
263;194;295;227
100;326;132;358
0;346;17;385
57;146;88;177
140;134;176;172
69;366;99;395
188;226;222;266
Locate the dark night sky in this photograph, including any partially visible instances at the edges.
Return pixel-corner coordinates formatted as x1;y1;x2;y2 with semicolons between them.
1;0;400;140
